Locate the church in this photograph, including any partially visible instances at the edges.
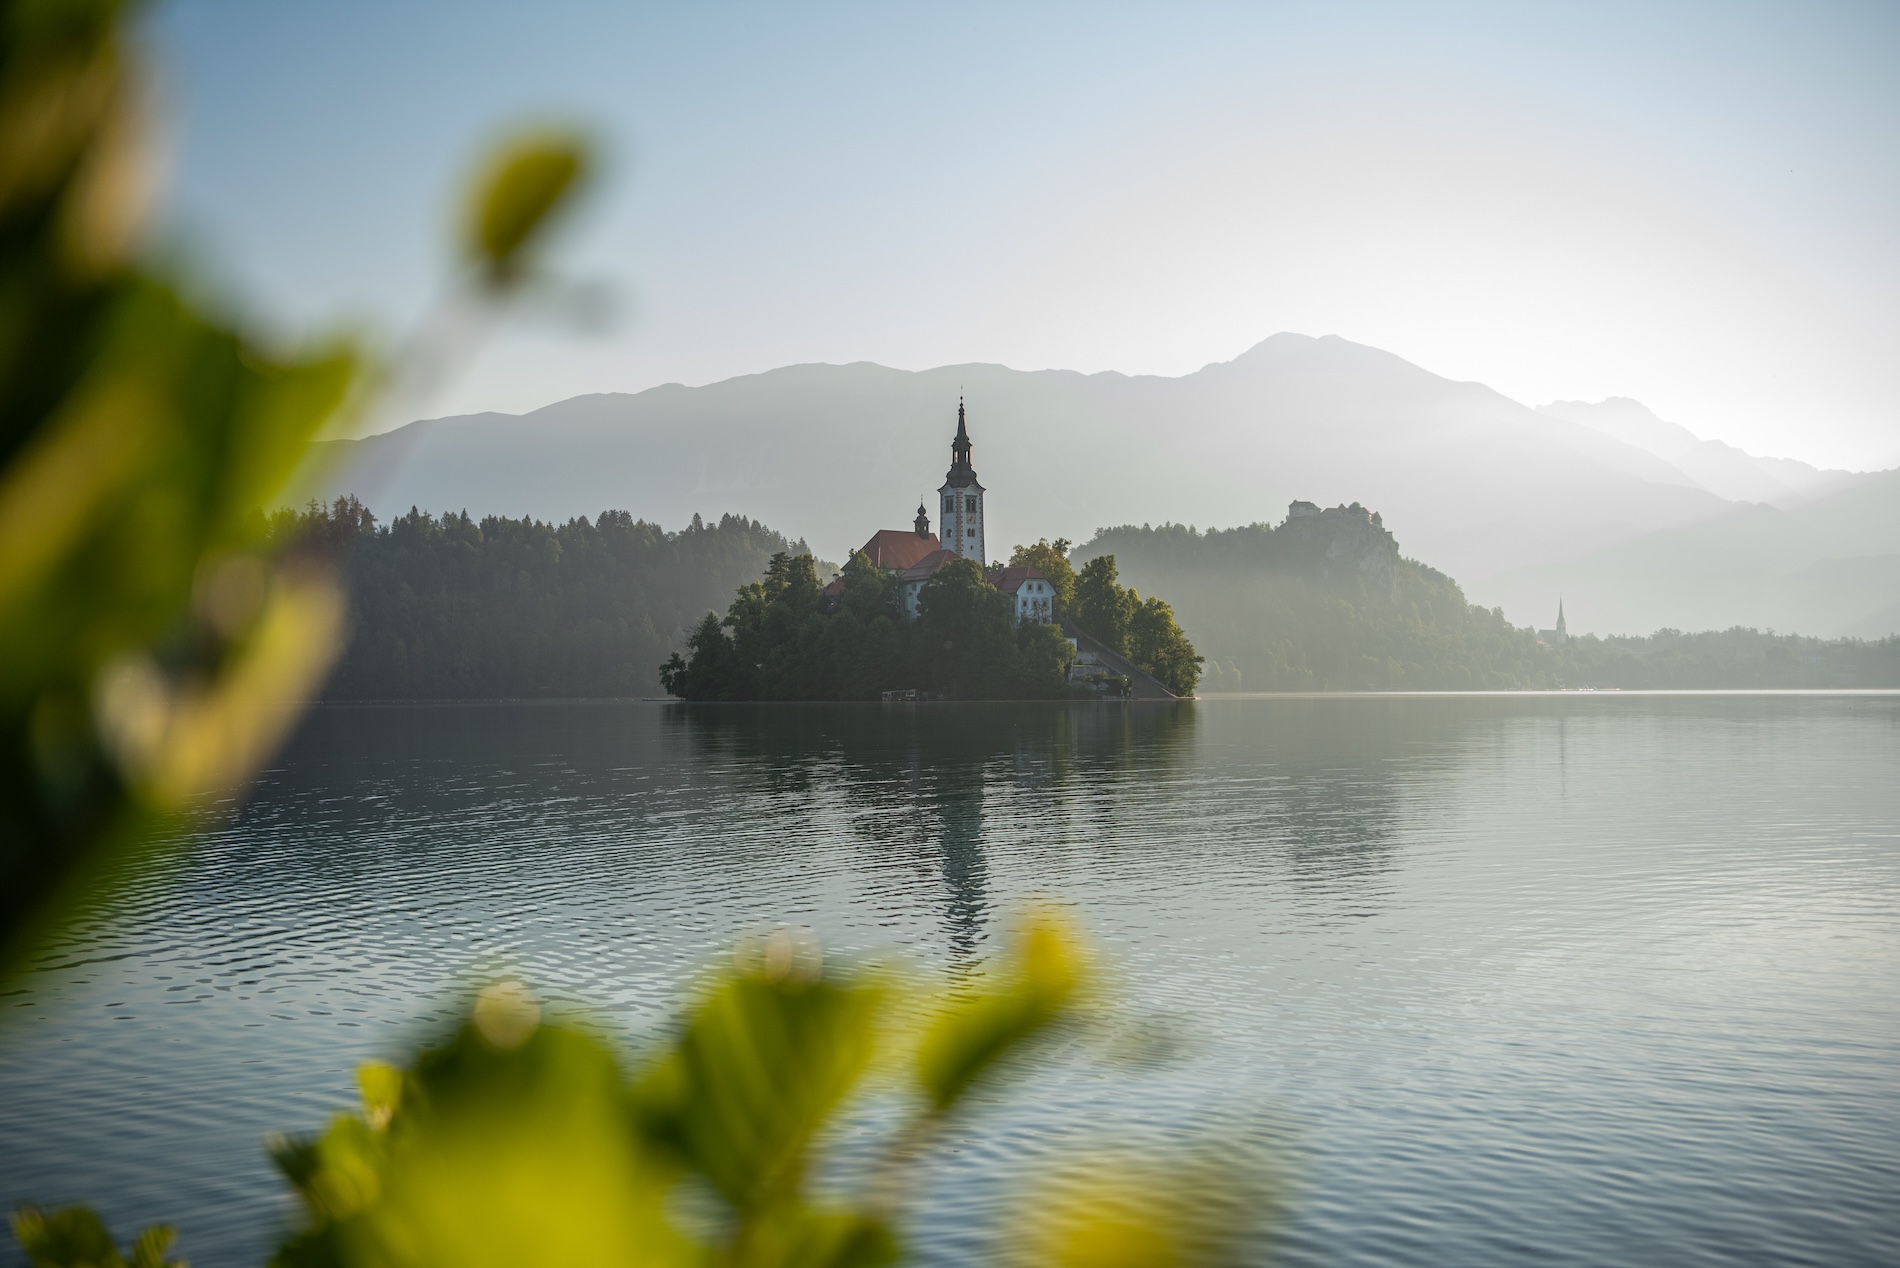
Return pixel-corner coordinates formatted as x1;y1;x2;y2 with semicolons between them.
1537;600;1569;647
823;400;1056;623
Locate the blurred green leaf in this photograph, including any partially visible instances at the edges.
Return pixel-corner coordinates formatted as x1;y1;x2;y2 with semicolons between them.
0;0;373;982
633;937;887;1214
916;909;1087;1114
273;1010;689;1268
462;131;590;284
1002;1147;1278;1268
10;1205;183;1268
735;1203;897;1268
355;1061;402;1129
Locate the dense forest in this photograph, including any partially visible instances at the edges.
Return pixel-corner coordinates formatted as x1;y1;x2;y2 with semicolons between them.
268;498;811;698
1551;627;1900;689
274;497;1896;699
660;551;1078;700
1080;511;1900;690
1080;510;1545;690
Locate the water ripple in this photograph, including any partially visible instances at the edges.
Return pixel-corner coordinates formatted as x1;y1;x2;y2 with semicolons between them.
2;696;1897;1266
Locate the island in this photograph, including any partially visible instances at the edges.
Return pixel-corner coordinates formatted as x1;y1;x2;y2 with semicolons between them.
659;402;1202;701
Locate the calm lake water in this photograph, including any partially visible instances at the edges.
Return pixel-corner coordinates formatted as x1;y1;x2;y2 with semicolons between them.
3;695;1898;1266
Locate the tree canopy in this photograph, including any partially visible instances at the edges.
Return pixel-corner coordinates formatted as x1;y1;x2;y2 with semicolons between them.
1068;555;1204;696
265;500;808;699
661;552;1076;701
1078;519;1900;691
1007;539;1077;613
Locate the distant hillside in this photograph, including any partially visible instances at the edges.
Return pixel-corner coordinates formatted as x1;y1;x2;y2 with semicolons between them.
1477;466;1900;639
1075;503;1900;690
302;334;1736;619
1537;398;1860;507
1075;504;1549;691
1551;627;1899;690
278;502;810;700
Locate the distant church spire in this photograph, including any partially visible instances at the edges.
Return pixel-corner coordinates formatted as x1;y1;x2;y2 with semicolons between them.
915;499;931;538
1557;597;1566;637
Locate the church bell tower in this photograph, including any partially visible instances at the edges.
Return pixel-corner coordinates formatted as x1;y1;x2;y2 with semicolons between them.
937;397;985;562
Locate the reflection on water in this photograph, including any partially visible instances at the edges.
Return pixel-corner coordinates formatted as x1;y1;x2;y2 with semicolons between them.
666;703;1202;961
2;695;1899;1267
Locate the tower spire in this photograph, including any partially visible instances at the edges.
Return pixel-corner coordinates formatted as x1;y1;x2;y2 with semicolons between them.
938;395;984;562
948;396;974;478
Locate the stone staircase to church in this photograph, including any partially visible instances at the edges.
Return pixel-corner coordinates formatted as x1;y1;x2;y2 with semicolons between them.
1061;620;1184;700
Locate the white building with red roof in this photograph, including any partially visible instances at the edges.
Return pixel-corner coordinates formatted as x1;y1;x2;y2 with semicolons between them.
987;564;1057;623
825;401;1054;625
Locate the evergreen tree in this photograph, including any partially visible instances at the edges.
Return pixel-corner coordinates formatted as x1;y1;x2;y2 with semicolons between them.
268;500;806;699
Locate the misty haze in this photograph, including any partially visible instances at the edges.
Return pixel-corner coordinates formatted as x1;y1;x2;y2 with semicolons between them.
3;5;1896;1268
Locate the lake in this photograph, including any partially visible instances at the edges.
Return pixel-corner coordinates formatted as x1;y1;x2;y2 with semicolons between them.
3;695;1897;1266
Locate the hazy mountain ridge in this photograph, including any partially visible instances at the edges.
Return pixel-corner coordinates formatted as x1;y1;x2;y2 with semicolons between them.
1479;466;1900;638
1537;397;1861;507
311;333;1731;590
304;333;1895;637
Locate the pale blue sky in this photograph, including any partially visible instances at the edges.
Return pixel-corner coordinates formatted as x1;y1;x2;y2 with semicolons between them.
150;1;1900;467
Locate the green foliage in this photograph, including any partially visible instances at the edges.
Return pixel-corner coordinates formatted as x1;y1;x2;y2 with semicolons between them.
1069;556;1203;696
662;553;1076;701
0;0;595;977
0;0;361;976
1007;540;1076;615
1071;558;1133;654
268;501;804;699
463;132;591;285
270;1002;682;1268
11;1206;183;1268
916;910;1084;1111
1550;627;1900;689
1126;597;1203;700
1005;1146;1272;1268
248;913;1253;1268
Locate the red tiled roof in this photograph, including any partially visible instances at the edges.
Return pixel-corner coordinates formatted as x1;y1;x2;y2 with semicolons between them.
897;548;963;583
985;564;1048;594
858;529;941;570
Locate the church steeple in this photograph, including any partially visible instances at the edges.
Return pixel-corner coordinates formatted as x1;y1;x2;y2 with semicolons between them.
946;396;976;485
937;397;986;562
915;500;931;538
